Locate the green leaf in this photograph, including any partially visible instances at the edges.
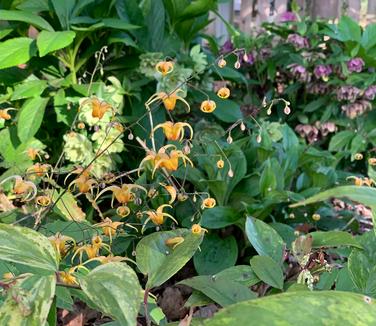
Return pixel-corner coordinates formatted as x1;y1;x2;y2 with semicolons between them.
212;98;243;123
328;130;354;152
201;206;240;229
136;229;203;288
180;275;257;307
310;231;362;249
11;79;48;100
50;0;75;30
204;291;376;325
245;217;284;263
361;24;376;50
0;9;54;31
49;188;86;221
0;37;36;70
290;186;376;233
17;96;49;142
37;31;76;57
250;255;284;290
259;159;277;196
194;234;238;275
0;274;56;325
80;262;143;326
215;265;260;287
0;223;58;273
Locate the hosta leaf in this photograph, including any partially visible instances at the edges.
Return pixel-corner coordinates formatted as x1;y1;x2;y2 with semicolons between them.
250;255;284;290
37;31;76;57
80;262;143;326
0;274;56;326
245;217;284;263
17;97;49;142
0;37;36;70
0;224;58;273
204;291;376;326
136;229;203;288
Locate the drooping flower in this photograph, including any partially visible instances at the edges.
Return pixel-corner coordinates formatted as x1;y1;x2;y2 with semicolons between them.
220;40;234;54
191;224;207;235
364;85;376;100
155;61;174;76
217;87;230;99
145;89;190;112
95;218;124;240
165;236;184;249
336;85;361;101
49;233;75;258
287;34;309;49
201;197;216;209
200;100;216;113
347;57;365;73
313;64;332;81
153;121;193;141
142;204;178;231
139;145;193;177
96;184;147;207
288;64;310;83
81;97;113;120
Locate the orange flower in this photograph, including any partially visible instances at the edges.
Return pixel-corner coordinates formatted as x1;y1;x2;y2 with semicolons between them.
26;148;41;161
216;159;224;169
155;61;174;76
72;235;110;263
49;233;75;258
2;176;37;201
369;158;376;166
165;236;184;249
347;176;375;187
202;197;216;209
117;205;131;218
36;195;51;207
81;97;112;119
59;268;78;285
95;218;124;239
140;145;194;178
160;183;177;204
0;108;15;120
200;100;216;113
146;89;190;112
142;204;178;231
96;184;146;207
217;87;230;99
27;163;50;178
153;121;193;141
191;224;207;235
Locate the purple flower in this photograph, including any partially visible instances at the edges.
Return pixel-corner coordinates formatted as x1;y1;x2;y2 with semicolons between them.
336;85;361;101
280;11;297;22
288;64;310;82
220;40;234;54
287;34;309;49
314;64;332;80
364;85;376;100
347;57;365;73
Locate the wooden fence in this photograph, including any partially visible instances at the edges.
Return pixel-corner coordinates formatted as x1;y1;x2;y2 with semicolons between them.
209;0;376;38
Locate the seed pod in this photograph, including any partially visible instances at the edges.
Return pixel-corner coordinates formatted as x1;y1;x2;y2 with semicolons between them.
227;135;233;144
256;134;262;143
228;169;234;177
284;106;291;115
240;122;246;131
128;132;134;140
234;60;241;69
243;52;249;62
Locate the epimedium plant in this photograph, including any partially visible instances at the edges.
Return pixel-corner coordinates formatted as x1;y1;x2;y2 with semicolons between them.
0;1;376;325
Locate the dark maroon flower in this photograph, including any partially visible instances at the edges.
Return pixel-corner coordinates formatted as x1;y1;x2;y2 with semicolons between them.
313;64;332;80
280;11;297;22
347;57;365;73
220;40;234;54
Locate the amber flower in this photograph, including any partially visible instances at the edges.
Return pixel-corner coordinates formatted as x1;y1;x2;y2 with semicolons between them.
156;61;174;76
200;100;216;113
217;87;230;99
202;197;216;209
153;121;193;141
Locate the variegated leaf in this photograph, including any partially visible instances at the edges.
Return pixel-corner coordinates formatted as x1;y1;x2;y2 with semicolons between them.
0;224;58;273
79;262;143;326
0;274;56;326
